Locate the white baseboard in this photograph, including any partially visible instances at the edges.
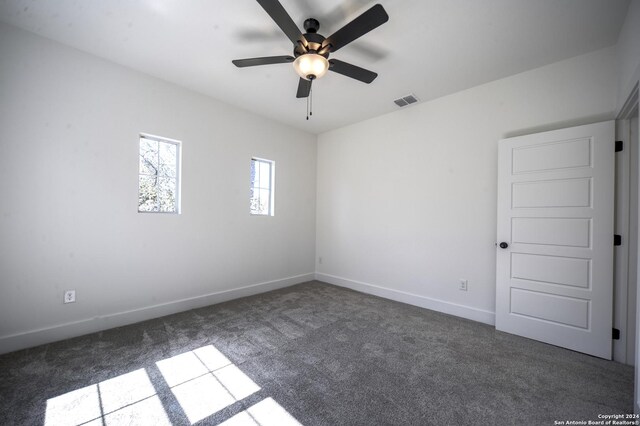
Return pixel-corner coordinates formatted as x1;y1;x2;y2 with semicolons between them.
0;273;314;355
316;272;496;326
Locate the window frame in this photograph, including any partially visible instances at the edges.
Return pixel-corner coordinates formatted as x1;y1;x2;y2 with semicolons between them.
250;157;275;216
138;133;182;214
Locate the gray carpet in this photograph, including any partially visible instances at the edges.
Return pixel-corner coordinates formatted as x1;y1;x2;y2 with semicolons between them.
0;281;634;425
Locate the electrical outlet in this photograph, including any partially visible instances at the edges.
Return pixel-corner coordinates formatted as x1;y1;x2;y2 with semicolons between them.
459;280;468;291
64;290;76;304
318;256;323;265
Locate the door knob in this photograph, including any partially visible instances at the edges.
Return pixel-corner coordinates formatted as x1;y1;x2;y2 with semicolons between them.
499;242;509;249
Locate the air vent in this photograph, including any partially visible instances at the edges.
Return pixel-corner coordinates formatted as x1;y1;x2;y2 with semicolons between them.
394;98;408;107
393;93;419;107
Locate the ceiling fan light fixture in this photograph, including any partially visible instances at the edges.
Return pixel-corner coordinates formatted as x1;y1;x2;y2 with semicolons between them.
293;53;329;80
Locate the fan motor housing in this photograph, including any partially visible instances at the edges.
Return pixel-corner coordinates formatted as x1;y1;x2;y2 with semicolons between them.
294;32;329;58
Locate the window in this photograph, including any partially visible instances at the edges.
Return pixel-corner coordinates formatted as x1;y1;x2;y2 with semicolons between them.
250;158;274;216
138;134;181;213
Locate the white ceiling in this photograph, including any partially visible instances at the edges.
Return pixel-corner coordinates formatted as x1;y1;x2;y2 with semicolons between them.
0;0;631;134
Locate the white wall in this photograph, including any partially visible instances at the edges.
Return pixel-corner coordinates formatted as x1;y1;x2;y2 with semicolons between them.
0;23;317;354
316;46;618;324
617;0;640;112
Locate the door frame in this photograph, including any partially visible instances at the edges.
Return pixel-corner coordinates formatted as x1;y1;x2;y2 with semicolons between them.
614;111;636;365
616;82;639;412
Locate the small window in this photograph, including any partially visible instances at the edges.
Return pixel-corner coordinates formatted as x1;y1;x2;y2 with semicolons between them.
138;134;181;213
250;158;274;216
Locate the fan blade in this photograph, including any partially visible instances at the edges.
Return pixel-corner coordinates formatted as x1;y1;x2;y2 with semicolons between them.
232;56;294;67
325;4;388;52
296;78;312;98
329;59;378;83
256;0;303;45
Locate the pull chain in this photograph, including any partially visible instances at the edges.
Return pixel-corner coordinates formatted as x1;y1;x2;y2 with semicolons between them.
305;78;315;120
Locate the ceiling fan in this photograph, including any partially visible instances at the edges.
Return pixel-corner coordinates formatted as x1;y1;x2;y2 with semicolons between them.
232;0;389;101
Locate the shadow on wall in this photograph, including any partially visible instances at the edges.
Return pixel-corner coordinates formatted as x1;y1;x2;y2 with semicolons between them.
44;344;302;425
502;113;616;139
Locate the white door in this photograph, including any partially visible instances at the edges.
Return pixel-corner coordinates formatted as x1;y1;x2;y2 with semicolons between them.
496;121;615;359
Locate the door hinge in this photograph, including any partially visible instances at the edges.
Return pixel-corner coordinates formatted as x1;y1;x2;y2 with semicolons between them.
616;140;623;152
614;234;622;246
613;328;620;340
